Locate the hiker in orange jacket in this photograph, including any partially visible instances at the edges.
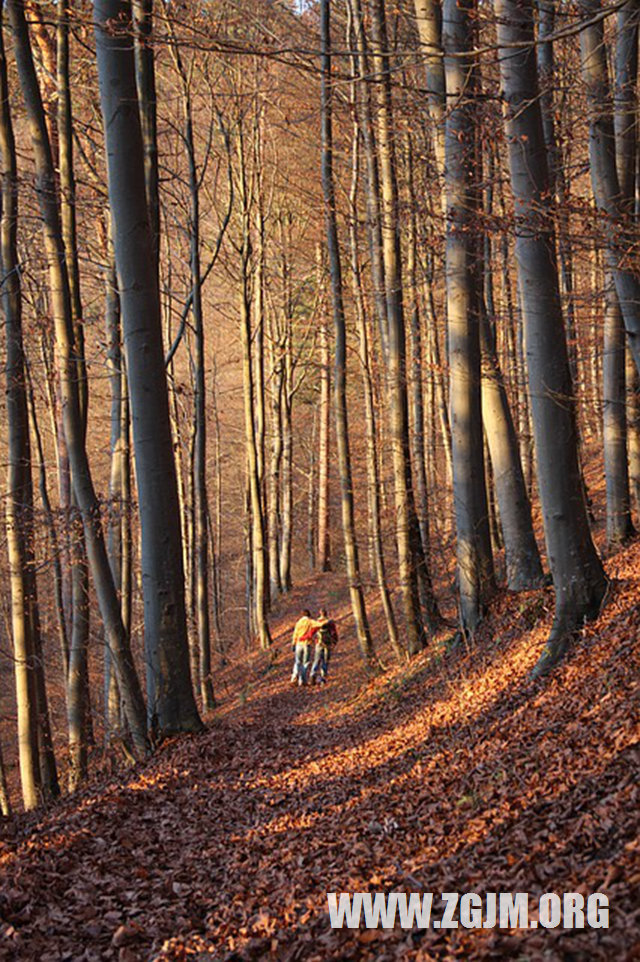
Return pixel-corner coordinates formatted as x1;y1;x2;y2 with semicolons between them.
290;610;323;686
310;608;338;685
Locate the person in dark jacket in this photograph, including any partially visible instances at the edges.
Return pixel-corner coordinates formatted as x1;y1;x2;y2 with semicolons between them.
310;608;338;684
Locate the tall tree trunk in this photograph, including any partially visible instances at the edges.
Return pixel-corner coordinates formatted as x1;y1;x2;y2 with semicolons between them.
237;132;271;650
317;300;332;572
495;0;607;673
94;0;200;734
348;132;403;659
267;311;283;597
58;0;91;791
321;0;375;665
443;0;494;633
1;7;43;809
168;29;215;709
369;0;440;648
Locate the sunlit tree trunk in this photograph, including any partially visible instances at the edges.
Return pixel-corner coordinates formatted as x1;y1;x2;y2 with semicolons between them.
443;0;494;633
1;7;43;809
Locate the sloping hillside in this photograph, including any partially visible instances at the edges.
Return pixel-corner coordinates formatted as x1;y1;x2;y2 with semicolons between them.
0;546;638;962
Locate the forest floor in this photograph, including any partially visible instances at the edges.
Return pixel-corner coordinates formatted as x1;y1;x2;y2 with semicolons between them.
1;542;639;961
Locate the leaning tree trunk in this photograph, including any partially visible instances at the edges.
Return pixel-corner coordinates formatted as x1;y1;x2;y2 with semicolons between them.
94;0;201;734
321;0;375;665
443;0;494;633
480;310;544;588
495;0;607;673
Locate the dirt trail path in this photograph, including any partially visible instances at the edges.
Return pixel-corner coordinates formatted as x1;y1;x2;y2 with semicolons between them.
0;558;639;961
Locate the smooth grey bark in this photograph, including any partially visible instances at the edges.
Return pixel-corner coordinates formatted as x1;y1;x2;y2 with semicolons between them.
495;0;607;672
321;0;375;665
9;0;148;754
443;0;494;633
94;0;201;733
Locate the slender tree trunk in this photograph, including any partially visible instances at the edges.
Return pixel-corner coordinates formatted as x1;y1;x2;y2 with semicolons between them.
104;220;124;737
58;0;92;790
603;273;634;543
95;0;200;734
169;31;215;709
321;0;375;665
26;366;69;681
495;0;607;672
1;9;43;809
267;312;283;597
348;132;403;659
317;298;332;571
238;134;271;650
369;0;441;648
